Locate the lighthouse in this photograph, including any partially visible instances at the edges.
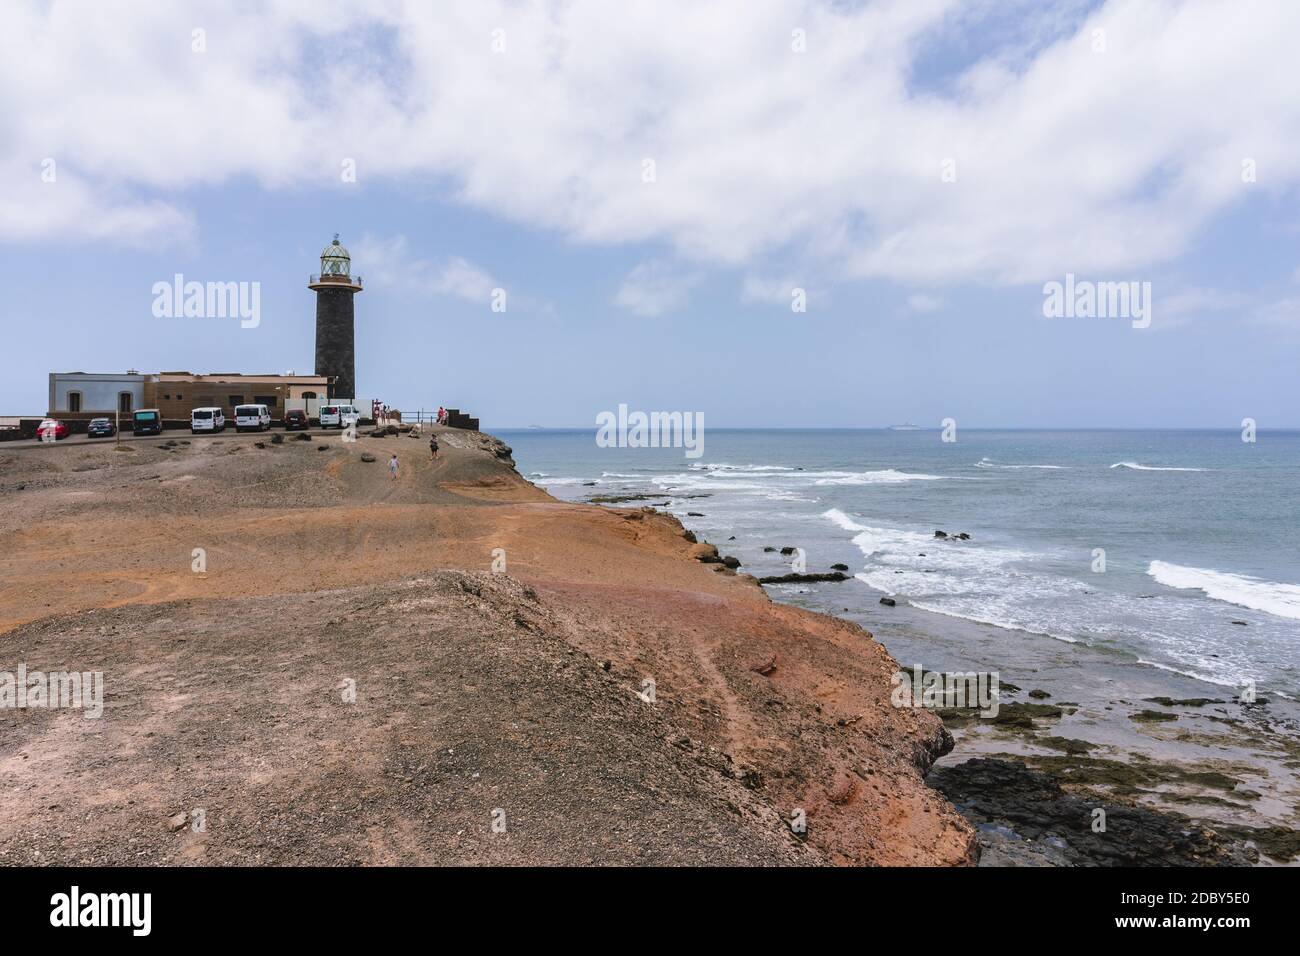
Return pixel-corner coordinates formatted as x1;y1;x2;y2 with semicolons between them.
309;235;363;400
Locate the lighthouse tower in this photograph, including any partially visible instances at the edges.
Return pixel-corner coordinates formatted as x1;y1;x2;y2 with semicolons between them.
309;234;363;400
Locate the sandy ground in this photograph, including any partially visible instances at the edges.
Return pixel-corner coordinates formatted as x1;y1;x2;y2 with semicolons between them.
0;427;975;865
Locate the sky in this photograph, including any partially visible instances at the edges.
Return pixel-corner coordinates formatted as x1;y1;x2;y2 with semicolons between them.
2;0;1299;428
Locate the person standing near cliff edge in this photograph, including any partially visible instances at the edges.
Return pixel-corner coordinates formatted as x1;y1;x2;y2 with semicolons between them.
429;434;439;460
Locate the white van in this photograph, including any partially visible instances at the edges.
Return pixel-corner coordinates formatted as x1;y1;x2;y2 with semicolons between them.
190;407;226;434
320;404;359;429
234;404;271;432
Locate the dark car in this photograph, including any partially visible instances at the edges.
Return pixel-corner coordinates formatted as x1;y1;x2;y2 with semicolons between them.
132;408;163;436
284;409;309;431
87;417;116;438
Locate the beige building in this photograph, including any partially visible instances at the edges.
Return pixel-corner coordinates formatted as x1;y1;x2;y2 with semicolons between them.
147;372;328;421
48;371;330;423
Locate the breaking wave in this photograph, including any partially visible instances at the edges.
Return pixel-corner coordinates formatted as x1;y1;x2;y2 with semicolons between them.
1148;561;1300;620
1111;461;1206;472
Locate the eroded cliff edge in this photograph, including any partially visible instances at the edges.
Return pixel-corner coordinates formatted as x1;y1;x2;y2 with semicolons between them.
0;426;976;865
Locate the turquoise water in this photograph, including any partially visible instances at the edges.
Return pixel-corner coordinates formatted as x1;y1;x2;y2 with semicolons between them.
500;428;1300;697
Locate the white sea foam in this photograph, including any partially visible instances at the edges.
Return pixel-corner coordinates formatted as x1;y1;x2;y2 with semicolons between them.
653;476;767;492
690;462;793;472
1110;461;1206;472
813;469;948;485
665;465;961;488
975;457;1066;470
824;510;1090;644
905;594;1081;644
761;490;816;502
1147;560;1300;620
823;508;868;532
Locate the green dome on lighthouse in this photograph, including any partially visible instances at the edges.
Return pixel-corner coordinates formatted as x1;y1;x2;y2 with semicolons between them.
320;234;351;277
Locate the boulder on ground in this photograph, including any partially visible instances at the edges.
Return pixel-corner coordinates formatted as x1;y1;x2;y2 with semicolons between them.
360;453;376;463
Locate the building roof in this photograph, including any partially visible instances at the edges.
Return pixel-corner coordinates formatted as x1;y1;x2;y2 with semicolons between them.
154;372;329;382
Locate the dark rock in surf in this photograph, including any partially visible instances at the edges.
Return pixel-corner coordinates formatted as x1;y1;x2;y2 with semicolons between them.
758;572;848;584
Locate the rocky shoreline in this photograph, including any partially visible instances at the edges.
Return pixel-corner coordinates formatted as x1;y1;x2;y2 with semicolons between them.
569;486;1300;867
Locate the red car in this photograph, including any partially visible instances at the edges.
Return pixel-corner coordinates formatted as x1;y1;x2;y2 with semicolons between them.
36;418;69;441
284;409;309;431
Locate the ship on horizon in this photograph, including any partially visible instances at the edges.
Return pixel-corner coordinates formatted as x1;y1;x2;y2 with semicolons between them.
888;422;923;431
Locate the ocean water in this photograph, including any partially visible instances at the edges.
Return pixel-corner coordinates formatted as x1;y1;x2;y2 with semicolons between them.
500;429;1300;699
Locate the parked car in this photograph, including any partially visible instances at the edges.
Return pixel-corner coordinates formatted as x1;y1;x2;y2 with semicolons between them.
87;417;116;438
284;409;308;431
320;404;360;429
132;408;163;436
36;418;69;441
234;403;271;432
190;407;226;434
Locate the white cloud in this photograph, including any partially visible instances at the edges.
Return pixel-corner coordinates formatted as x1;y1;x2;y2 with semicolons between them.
906;293;945;313
431;257;497;302
352;234;497;304
4;0;1300;288
1147;286;1249;329
614;260;700;316
1254;296;1300;329
740;275;793;306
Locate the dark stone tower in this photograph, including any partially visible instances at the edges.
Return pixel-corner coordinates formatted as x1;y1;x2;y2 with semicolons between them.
310;235;363;400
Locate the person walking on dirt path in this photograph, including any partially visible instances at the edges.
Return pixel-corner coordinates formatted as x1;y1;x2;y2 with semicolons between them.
429;434;439;460
389;454;399;481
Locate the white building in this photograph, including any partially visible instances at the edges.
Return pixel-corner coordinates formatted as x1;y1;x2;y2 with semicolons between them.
48;372;147;415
